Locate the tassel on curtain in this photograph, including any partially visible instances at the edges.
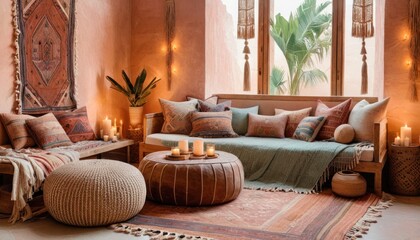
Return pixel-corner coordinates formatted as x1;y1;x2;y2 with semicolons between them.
237;0;255;91
165;0;175;91
409;0;420;102
352;0;374;95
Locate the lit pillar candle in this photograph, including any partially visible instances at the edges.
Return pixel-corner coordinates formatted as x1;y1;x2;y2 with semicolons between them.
119;120;123;138
206;144;215;156
178;139;189;153
400;124;412;145
193;139;204;156
110;126;116;139
394;136;401;146
171;147;180;156
103;135;109;142
103;116;112;136
404;137;410;147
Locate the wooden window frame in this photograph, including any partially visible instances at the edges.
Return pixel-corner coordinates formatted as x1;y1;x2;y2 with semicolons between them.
258;0;345;96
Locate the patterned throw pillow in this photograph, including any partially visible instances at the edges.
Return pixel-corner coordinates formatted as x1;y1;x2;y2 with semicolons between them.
186;96;218;105
53;107;96;142
348;98;390;142
160;99;198;134
26;113;72;149
231;106;259;135
198;99;231;112
0;113;36;150
246;113;288;138
293;116;326;142
275;107;312;138
315;98;352;140
190;111;238;138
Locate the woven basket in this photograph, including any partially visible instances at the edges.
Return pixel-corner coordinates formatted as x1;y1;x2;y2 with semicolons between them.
389;145;420;196
44;160;146;226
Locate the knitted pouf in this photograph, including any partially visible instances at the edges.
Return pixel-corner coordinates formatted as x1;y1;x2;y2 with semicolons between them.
43;160;146;227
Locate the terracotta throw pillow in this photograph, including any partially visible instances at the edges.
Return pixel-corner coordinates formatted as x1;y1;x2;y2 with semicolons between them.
348;98;390;142
26;113;72;149
190;111;238;138
160;99;198;134
315;98;352;140
0;113;36;150
198;99;231;112
53;107;96;143
293;116;326;142
275;107;312;138
246;113;288;138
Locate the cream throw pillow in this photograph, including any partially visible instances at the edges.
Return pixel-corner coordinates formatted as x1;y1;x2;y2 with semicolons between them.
348;98;390;142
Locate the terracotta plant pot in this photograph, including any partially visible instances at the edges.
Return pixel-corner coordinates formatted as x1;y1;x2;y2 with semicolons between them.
129;106;143;129
332;170;367;197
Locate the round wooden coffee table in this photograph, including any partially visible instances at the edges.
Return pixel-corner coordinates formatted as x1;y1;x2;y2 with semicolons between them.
139;151;244;206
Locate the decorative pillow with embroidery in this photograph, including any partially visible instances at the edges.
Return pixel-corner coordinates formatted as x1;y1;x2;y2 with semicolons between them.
293;116;326;142
26;113;73;149
53;107;96;143
160;99;198;134
190;111;238;138
315;98;352;140
246;113;288;138
186;95;218;105
0;113;36;150
275;107;312;138
348;98;390;142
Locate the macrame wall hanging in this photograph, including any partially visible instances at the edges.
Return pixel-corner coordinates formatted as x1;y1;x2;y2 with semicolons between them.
352;0;374;95
237;0;255;91
13;0;77;114
409;0;420;102
165;0;175;91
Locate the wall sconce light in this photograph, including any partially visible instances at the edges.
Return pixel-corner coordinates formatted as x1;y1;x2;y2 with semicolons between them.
406;60;412;67
403;33;409;41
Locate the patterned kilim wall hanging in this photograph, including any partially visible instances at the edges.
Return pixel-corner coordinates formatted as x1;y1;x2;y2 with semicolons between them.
352;0;374;95
237;0;255;91
409;0;420;102
13;0;77;114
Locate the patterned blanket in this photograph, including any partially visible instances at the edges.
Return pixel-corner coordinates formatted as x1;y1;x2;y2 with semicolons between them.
0;147;79;223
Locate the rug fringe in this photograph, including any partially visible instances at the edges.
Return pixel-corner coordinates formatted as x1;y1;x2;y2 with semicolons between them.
243;186;317;194
345;193;394;239
110;223;214;240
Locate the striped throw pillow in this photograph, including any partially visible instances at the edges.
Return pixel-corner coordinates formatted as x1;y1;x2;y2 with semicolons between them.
190;111;238;138
26;113;72;149
293;116;326;142
0;113;36;150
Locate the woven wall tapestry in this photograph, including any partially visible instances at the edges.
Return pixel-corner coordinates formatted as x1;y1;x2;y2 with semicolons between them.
13;0;77;114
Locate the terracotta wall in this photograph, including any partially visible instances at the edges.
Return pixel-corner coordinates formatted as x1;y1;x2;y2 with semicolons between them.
130;0;206;114
384;0;420;142
0;1;132;132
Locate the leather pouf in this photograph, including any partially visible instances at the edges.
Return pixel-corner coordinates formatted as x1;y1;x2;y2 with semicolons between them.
44;160;146;227
332;170;367;197
139;151;244;206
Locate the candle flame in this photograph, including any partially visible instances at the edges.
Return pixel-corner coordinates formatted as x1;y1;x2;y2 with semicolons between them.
105;116;108;120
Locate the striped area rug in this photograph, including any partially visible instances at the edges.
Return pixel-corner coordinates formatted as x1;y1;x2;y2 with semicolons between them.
112;189;391;240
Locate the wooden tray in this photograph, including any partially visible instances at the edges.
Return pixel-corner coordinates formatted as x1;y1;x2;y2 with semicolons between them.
164;154;190;161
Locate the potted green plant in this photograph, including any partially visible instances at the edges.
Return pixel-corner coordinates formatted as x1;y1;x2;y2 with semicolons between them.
106;68;160;128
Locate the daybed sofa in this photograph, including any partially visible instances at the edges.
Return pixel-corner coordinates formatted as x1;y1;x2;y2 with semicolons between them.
140;94;388;196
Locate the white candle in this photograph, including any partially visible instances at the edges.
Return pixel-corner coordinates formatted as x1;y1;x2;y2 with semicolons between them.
171;147;180;156
103;135;109;142
119;120;123;138
103;116;112;136
112;136;118;142
206;144;215;156
394;136;401;146
110;126;116;139
193;139;204;156
400;124;412;145
178;139;189;153
404;137;410;147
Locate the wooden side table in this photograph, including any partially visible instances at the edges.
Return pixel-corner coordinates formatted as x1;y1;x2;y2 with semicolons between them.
127;128;143;163
388;144;420;196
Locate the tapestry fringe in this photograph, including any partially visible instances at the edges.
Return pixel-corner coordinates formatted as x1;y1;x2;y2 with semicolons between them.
110;223;214;240
345;193;394;239
12;0;22;114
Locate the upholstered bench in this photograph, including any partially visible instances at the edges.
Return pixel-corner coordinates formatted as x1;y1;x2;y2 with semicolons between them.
139;151;244;206
43;159;146;227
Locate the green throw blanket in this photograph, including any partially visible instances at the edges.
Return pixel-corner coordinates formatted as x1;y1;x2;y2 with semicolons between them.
161;136;351;193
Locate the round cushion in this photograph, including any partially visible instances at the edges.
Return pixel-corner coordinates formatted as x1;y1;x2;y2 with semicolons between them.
332;170;367;197
334;124;355;144
44;160;146;226
139;151;244;206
